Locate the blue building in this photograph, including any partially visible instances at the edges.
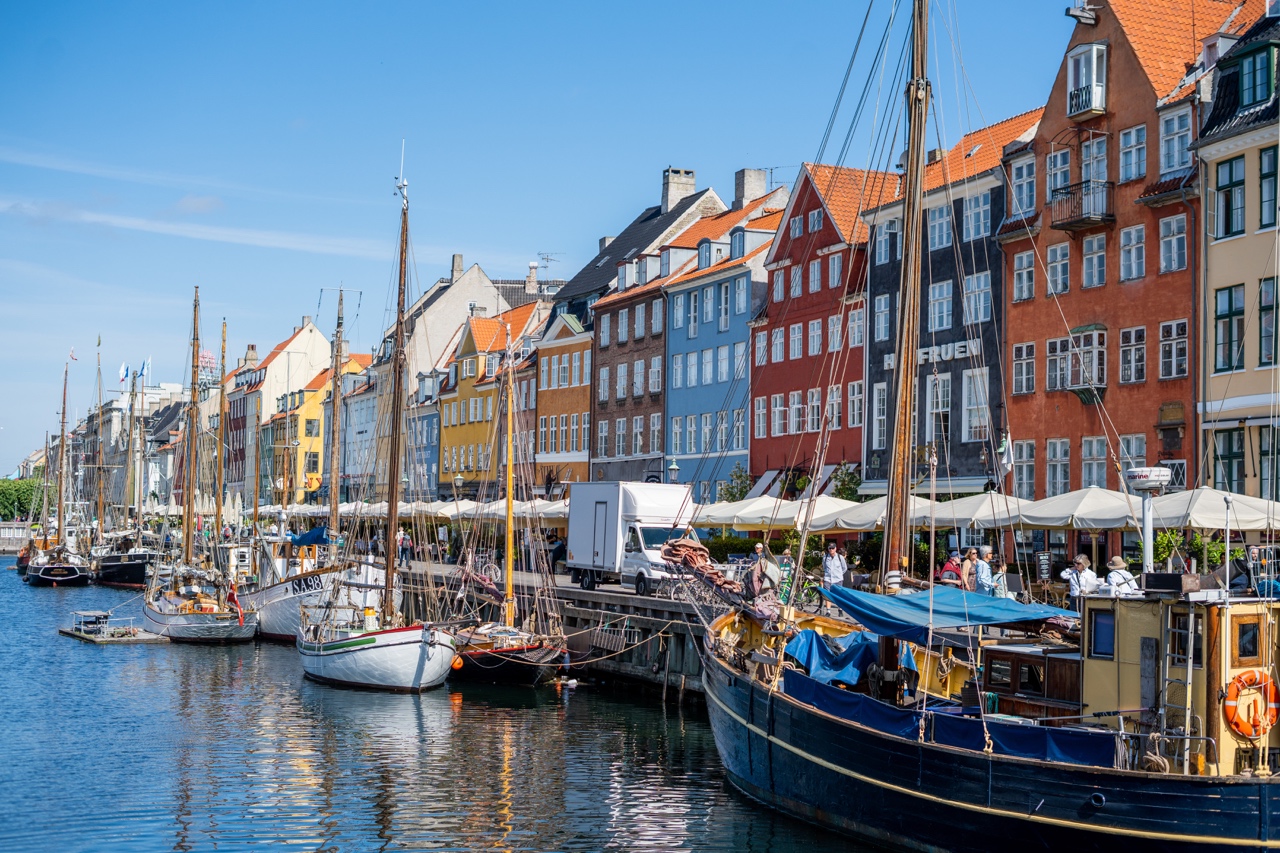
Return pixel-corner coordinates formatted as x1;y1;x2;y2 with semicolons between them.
406;371;441;501
663;176;788;503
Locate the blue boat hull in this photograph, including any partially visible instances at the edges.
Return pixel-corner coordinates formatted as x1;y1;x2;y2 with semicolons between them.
703;652;1280;852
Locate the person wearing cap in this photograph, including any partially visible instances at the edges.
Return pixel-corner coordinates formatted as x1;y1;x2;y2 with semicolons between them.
822;542;847;590
975;545;995;596
1061;554;1099;610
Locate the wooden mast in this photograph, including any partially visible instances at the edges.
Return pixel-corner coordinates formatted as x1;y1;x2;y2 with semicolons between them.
95;351;105;544
503;327;515;628
55;363;68;547
328;290;344;566
882;0;931;580
124;372;137;529
215;319;227;559
40;432;50;545
382;171;410;624
182;287;200;567
251;396;261;577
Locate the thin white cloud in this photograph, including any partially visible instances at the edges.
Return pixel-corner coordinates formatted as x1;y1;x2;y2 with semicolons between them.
0;197;391;260
170;194;225;215
0;145;374;205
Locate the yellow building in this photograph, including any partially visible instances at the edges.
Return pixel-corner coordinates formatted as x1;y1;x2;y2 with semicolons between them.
1199;25;1280;500
268;355;371;505
439;303;547;498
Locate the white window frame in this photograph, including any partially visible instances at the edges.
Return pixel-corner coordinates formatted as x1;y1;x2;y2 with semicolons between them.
1119;326;1146;384
963;272;992;324
671;353;683;389
1047;243;1069;295
928;204;953;250
1160;107;1192;174
1013;251;1035;302
928;281;953;332
1120;125;1147;183
1013;342;1035;395
1120;225;1145;281
961;368;989;443
1082;234;1105;289
962;191;991;241
807;319;822;356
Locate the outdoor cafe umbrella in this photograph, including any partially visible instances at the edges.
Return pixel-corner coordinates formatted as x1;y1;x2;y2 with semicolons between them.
809;495;937;532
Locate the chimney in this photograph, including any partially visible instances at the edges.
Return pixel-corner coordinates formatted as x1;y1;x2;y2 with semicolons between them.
733;168;767;210
470;304;487;318
661;167;696;214
599;236;614;253
526;261;539;294
301;315;312;328
244;344;259;369
451;253;464;283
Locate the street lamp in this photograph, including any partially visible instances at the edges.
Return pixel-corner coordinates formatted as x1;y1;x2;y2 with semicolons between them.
667;459;680;483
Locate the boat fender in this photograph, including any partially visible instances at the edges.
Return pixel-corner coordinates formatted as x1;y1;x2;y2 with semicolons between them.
1223;669;1280;739
1088;793;1106;809
451;656;464;670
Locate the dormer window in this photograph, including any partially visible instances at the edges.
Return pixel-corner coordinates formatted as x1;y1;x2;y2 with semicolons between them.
617;264;628;292
730;229;745;259
698;240;712;269
1066;43;1106;119
660;250;670;278
636;257;648;286
1240;49;1273;108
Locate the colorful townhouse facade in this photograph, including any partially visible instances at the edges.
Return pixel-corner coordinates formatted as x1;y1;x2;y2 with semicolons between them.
1199;8;1280;498
439;302;547;499
863;108;1043;501
662;174;788;502
532;312;590;495
748;163;898;499
998;0;1260;565
551;167;726;484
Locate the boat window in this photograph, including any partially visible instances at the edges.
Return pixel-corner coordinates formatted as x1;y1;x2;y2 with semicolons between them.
1234;616;1262;667
1017;663;1045;695
1089;609;1115;659
986;657;1012;689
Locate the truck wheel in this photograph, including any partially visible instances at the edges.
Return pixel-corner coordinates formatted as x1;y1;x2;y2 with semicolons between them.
581;570;596;591
635;575;650;596
570;568;581;585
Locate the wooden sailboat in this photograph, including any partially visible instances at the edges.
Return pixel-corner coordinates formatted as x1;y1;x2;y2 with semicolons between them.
26;364;91;587
142;288;258;642
93;366;161;589
297;166;456;692
16;433;53;577
449;344;565;685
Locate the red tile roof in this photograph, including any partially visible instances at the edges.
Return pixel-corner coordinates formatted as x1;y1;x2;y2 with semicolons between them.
303;354;373;391
468;302;540;354
1110;0;1263;99
748;210;784;233
922;108;1043;193
666;195;775;249
805;164;901;243
665;242;771;287
592;256;697;310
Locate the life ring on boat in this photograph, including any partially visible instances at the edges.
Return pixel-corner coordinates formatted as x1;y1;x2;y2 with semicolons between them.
1223;669;1280;739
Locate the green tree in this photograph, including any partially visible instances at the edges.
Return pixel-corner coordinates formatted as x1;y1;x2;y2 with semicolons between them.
0;478;39;521
828;462;862;501
719;463;753;503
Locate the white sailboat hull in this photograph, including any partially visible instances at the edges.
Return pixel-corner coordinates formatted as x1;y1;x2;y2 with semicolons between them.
143;604;259;643
297;625;455;692
245;564;401;642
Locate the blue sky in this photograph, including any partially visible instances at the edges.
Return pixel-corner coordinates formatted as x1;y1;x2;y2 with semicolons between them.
0;1;1073;473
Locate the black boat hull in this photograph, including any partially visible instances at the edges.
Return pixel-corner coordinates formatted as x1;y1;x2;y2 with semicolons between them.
93;552;157;589
448;644;563;686
24;565;92;587
703;653;1280;852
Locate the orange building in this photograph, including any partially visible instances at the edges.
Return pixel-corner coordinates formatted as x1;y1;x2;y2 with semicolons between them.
532;312;593;495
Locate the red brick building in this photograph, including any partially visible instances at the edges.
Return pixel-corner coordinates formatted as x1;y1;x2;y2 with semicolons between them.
749;164;899;497
998;0;1261;566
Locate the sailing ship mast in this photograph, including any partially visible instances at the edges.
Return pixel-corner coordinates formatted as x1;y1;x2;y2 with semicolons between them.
182;287;200;567
381;172;410;625
251;397;261;577
503;328;515;628
95;352;105;545
39;432;50;544
124;372;137;529
215;319;227;559
882;0;930;579
55;364;68;548
328;290;344;566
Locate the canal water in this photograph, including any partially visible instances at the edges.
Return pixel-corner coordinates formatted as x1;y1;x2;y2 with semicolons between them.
0;556;850;852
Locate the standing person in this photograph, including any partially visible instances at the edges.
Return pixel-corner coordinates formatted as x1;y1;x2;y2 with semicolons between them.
974;546;995;596
400;531;413;568
960;548;978;591
1060;554;1099;611
778;547;796;600
822;542;846;591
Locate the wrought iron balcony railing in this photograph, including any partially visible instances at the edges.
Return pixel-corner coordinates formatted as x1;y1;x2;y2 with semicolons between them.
1050;180;1115;231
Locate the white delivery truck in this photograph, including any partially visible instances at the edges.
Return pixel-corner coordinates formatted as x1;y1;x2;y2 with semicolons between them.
566;481;696;595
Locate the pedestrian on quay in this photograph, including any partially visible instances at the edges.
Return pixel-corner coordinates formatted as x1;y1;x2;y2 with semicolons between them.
975;545;995;596
1061;554;1099;611
822;542;846;591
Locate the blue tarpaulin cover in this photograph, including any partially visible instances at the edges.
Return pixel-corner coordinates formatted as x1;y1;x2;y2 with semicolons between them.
781;670;1115;767
290;526;329;547
822;585;1075;644
785;629;916;688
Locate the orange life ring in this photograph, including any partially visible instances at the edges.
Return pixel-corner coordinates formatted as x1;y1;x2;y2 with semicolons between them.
1224;669;1280;739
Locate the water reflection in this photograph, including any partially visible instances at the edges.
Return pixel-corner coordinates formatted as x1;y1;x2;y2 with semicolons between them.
0;558;846;852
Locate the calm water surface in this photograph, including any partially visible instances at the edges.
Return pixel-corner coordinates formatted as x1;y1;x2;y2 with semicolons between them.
0;556;850;852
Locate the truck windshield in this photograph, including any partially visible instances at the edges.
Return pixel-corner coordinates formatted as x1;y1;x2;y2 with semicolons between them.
638;527;680;550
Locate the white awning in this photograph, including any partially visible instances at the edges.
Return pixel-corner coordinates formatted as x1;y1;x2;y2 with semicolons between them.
746;469;780;499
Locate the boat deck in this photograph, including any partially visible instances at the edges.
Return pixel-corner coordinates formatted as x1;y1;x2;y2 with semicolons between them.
58;611;170;644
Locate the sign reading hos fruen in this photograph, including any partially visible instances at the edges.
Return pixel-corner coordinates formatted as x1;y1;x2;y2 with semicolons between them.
883;339;982;371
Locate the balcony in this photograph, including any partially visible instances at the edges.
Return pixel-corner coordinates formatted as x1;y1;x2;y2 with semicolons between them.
1067;83;1106;120
1050;180;1114;231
